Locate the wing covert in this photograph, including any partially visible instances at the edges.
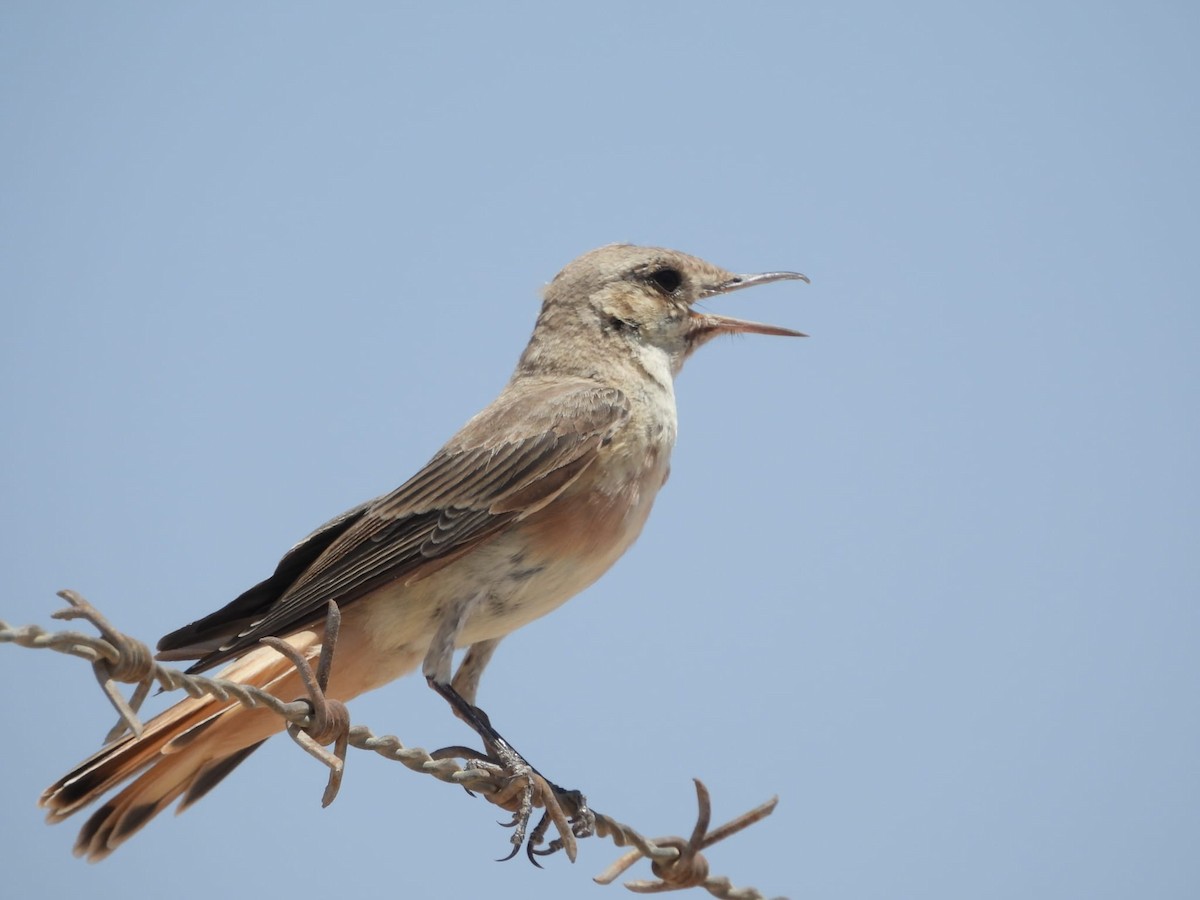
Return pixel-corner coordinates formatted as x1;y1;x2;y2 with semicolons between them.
168;380;629;672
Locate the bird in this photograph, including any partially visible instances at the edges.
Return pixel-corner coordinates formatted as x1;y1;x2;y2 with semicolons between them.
40;243;808;861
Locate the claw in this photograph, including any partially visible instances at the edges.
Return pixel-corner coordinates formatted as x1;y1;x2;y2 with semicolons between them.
496;842;522;863
524;810;553;866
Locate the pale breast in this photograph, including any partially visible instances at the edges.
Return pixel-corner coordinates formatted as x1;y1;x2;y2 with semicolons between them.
453;421;673;645
361;389;678;654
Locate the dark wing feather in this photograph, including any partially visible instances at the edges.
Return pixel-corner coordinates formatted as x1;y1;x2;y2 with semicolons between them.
156;499;373;660
157;381;629;673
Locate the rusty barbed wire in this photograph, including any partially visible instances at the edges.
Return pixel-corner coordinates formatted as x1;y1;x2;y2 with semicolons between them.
2;590;785;899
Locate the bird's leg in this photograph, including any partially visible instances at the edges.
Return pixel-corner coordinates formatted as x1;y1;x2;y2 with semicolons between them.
421;597;530;767
426;672;523;768
429;638;517;764
450;637;501;707
422;605;590;859
425;672;591;861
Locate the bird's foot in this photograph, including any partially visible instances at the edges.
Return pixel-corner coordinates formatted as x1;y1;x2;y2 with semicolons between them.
426;677;593;863
488;747;593;865
518;782;594;866
436;736;594;863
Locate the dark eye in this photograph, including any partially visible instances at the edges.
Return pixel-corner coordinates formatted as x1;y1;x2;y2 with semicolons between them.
647;267;682;293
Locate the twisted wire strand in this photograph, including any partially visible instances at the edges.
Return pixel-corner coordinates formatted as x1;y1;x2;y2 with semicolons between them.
1;593;784;900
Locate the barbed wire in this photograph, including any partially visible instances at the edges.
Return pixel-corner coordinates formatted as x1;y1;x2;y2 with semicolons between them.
2;590;785;899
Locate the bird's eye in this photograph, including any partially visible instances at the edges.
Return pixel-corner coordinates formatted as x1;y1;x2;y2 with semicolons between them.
647;267;682;294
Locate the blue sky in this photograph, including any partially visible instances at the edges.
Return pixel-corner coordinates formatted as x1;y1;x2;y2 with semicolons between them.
2;3;1197;898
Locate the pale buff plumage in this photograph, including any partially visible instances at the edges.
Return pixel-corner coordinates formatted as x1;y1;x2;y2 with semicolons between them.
40;244;807;860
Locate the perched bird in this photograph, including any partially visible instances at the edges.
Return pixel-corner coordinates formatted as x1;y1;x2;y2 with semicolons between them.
40;243;808;861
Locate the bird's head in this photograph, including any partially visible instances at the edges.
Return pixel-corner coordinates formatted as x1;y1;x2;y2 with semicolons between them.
520;244;808;385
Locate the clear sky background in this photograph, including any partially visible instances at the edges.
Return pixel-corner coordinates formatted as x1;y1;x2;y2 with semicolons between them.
2;3;1196;899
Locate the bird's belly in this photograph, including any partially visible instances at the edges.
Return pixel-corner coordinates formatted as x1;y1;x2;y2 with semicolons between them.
455;467;664;645
358;461;667;658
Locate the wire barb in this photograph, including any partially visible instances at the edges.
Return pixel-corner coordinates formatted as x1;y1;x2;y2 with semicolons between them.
2;592;785;899
261;601;350;807
594;780;783;897
51;590;156;741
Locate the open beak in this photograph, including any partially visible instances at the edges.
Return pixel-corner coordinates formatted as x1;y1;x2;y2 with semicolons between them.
691;270;810;341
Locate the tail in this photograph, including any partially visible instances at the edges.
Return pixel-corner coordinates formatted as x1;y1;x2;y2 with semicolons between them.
40;634;320;861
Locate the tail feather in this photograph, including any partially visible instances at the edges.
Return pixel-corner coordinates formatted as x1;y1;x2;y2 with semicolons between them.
178;741;267;812
41;696;224;822
40;637;318;861
39;611;418;861
74;752;197;860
